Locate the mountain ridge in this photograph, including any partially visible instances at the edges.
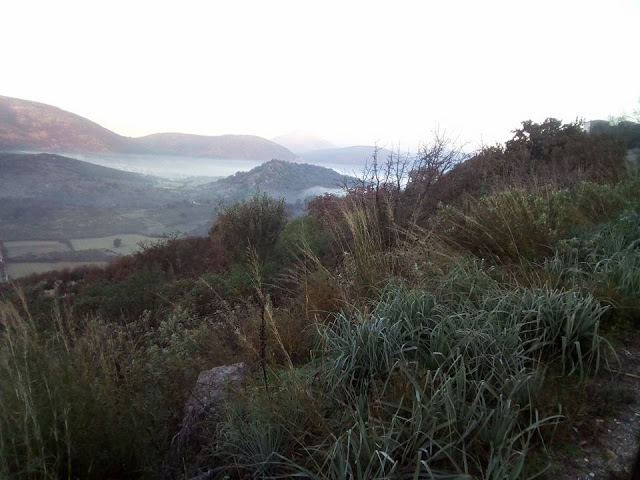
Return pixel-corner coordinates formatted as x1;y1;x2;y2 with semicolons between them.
270;132;335;154
134;132;296;161
300;145;394;167
0;152;170;208
0;95;296;161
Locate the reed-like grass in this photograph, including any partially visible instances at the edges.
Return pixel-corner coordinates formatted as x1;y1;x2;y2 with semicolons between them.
0;297;159;479
202;274;609;478
0;292;238;479
434;181;637;262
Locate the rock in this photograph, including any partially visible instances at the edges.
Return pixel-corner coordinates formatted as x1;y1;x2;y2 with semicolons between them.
165;362;245;479
184;362;245;419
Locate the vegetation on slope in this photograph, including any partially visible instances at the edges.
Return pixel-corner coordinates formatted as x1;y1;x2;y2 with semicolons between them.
0;118;639;479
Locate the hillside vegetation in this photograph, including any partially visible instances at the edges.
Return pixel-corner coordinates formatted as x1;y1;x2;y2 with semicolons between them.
1;118;639;479
197;159;351;203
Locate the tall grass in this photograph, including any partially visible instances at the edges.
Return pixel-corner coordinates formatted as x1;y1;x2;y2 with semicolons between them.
0;290;239;479
543;208;640;326
341;206;395;295
434;181;636;262
0;295;160;479
312;283;609;478
201;274;610;478
192;178;634;478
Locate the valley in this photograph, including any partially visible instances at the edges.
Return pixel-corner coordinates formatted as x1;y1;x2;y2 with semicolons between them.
1;2;639;477
0;149;353;279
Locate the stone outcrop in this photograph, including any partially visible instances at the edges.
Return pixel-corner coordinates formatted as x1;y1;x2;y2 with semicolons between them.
165;362;245;479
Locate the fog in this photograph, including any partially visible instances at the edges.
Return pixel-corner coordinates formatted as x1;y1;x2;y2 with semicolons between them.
68;153;267;180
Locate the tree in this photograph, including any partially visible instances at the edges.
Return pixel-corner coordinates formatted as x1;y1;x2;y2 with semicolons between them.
404;128;470;222
209;192;288;259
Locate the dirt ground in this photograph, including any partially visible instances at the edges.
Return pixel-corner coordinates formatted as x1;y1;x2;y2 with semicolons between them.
550;343;640;479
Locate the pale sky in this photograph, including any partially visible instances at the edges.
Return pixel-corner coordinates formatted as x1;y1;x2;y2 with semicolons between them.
2;0;639;148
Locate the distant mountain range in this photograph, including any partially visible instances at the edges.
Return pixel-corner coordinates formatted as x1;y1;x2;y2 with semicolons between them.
270;132;335;154
134;133;296;161
300;145;393;167
0;95;296;161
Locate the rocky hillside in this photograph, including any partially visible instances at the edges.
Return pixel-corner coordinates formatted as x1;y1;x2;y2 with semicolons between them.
200;159;352;203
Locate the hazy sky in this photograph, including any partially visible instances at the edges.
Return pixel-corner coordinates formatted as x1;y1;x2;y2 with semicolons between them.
2;0;639;148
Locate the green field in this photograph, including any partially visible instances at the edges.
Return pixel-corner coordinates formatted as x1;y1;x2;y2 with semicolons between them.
1;234;159;280
70;234;157;255
5;262;108;279
4;241;70;259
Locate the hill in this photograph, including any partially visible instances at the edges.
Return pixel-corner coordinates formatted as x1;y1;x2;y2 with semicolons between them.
0;95;140;153
0;96;296;161
133;133;296;161
300;145;393;167
200;159;351;203
0;152;171;208
270;132;335;154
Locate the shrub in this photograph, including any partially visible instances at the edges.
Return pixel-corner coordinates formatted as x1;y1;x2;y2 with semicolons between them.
210;192;287;260
74;267;166;320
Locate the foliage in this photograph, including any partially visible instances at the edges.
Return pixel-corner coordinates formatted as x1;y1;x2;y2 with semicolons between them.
209;192;287;259
434;181;638;262
4;117;640;479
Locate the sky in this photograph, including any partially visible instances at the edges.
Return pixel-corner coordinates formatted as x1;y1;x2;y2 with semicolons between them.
2;0;639;149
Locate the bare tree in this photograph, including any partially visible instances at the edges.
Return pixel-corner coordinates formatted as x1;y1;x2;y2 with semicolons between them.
336;130;471;244
405;128;471;223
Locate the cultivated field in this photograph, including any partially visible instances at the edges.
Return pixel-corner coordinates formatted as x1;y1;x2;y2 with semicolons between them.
70;234;156;255
4;241;70;259
5;262;108;279
1;234;159;280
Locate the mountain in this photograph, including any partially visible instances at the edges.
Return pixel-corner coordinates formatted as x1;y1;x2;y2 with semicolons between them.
0;152;171;207
0;95;140;153
270;132;335;154
199;159;352;203
300;145;393;167
134;133;296;161
0;95;296;161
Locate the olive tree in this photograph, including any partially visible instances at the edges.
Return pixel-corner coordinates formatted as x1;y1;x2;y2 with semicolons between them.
209;192;288;259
